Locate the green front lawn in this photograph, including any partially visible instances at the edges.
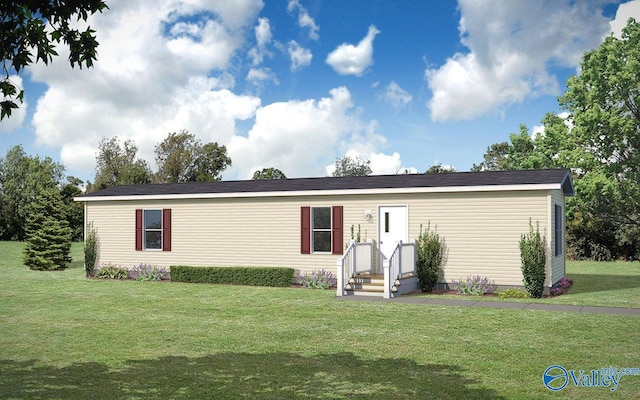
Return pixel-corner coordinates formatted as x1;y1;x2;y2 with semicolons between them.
0;242;638;399
420;260;640;308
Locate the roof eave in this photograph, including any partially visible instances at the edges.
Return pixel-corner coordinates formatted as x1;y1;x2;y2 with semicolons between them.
74;182;567;202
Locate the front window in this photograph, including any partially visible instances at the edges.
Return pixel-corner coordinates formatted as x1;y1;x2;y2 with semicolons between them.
312;207;331;252
144;210;162;250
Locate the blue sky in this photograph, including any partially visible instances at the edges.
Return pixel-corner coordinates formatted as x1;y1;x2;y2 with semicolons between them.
1;0;639;182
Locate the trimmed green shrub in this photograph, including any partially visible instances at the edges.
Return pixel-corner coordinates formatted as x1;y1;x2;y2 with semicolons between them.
170;266;294;287
519;220;547;298
84;222;99;277
416;222;444;292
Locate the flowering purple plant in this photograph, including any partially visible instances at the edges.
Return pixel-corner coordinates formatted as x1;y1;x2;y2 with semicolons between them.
557;277;573;289
294;269;337;289
128;263;170;281
451;275;496;295
550;277;574;296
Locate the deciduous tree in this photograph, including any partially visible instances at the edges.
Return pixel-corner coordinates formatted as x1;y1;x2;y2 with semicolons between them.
252;167;287;180
559;18;640;229
155;130;231;183
93;137;152;190
60;176;85;241
332;156;372;177
425;164;456;173
188;142;231;182
471;142;510;171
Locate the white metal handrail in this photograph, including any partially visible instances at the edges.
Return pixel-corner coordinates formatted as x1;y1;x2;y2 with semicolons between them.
387;241;402;296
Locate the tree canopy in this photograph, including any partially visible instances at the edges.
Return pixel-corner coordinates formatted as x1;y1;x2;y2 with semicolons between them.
332;156;372;177
426;164;456;173
252;167;287;180
154;130;231;183
92;137;152;191
559;18;640;228
1;1;108;120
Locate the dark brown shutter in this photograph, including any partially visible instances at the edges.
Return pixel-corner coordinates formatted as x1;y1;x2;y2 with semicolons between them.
135;209;143;251
301;206;310;254
332;206;343;255
162;209;172;252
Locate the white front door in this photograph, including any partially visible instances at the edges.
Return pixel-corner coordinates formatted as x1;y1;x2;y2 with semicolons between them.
378;206;408;260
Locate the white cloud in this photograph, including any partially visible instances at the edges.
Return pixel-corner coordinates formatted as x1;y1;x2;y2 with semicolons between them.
0;75;27;133
200;0;264;31
248;17;272;66
247;67;279;85
166;19;244;72
425;0;612;122
28;0;263;175
326;25;380;76
611;0;640;37
227;87;359;179
384;81;412;108
369;152;404;175
255;16;272;47
288;40;313;71
287;0;320;40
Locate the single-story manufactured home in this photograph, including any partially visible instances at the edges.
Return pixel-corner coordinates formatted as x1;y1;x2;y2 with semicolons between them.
76;168;574;297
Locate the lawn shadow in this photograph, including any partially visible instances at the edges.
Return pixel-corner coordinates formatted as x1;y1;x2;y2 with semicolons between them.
0;352;504;399
567;273;640;295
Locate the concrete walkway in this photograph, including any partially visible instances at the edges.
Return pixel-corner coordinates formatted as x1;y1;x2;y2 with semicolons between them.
336;296;640;315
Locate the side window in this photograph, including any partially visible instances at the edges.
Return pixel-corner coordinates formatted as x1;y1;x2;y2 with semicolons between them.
144;210;162;250
136;209;171;251
555;204;563;256
312;207;331;253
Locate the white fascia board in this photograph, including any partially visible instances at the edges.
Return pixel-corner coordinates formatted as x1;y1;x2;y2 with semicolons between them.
74;183;563;202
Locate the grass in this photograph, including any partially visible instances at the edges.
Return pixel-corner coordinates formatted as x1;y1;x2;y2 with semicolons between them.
419;260;640;308
0;241;638;399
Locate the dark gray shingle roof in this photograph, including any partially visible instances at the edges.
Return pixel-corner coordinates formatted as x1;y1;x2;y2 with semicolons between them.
78;168;574;198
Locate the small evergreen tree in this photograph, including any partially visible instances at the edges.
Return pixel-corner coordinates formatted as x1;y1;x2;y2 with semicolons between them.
416;223;443;292
23;189;72;270
84;222;99;277
519;220;547;298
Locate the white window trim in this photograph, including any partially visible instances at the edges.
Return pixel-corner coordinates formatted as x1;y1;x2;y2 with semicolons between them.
144;209;163;251
311;206;332;254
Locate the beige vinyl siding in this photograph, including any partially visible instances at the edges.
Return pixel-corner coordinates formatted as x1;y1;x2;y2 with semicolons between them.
405;190;549;287
86;189;558;287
